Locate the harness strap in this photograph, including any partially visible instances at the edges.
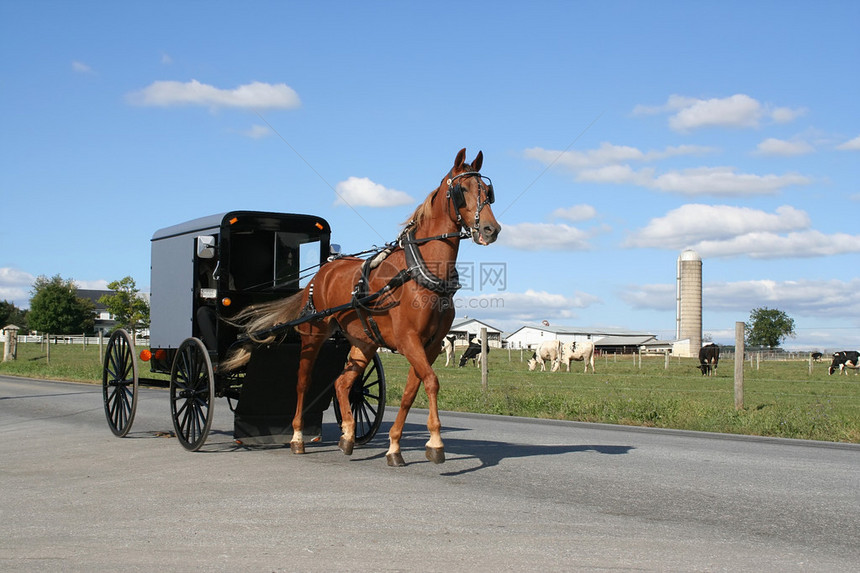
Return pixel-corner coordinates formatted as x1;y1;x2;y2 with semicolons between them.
400;230;461;295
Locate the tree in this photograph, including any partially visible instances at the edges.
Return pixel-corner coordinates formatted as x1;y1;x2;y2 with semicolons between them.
0;300;27;330
745;307;796;349
99;276;150;337
27;275;95;334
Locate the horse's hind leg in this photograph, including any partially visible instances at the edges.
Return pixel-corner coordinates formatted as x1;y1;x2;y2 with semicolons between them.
333;344;376;456
290;326;327;454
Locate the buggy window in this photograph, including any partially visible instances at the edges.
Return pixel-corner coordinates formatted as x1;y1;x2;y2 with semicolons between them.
274;232;320;290
227;230;321;292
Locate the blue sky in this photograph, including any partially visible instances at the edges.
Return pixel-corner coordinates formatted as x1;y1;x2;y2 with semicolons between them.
1;1;858;351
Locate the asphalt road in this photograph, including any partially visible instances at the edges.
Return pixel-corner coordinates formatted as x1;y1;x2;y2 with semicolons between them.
1;375;858;572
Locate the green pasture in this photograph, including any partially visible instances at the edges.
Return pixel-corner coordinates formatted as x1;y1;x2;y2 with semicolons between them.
379;350;860;444
2;342;858;443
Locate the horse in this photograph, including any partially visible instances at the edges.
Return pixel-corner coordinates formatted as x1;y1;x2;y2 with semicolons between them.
221;148;501;467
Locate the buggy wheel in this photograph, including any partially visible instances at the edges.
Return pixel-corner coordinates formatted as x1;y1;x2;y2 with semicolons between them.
335;353;386;445
170;337;215;451
102;329;138;437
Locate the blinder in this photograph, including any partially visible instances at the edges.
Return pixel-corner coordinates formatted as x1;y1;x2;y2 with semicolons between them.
446;172;494;210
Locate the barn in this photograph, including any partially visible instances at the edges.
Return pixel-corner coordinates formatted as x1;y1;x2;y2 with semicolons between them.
504;324;657;353
447;318;503;348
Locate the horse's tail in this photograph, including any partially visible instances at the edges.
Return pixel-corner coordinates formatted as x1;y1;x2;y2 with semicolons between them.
219;291;307;372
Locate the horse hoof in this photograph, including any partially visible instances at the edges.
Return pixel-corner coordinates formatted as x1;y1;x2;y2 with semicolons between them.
425;446;445;464
338;436;354;456
290;441;305;454
386;452;406;467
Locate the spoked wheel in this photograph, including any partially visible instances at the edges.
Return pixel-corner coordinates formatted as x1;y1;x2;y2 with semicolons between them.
102;329;139;437
170;337;215;451
335;353;386;445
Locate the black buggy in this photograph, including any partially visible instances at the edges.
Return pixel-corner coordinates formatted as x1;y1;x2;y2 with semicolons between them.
101;211;386;451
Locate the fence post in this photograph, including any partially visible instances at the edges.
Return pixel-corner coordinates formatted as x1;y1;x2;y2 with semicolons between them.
734;322;744;410
46;333;51;365
664;350;669;370
480;327;488;393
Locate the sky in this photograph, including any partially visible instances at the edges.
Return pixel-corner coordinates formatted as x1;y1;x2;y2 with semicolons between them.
1;1;858;351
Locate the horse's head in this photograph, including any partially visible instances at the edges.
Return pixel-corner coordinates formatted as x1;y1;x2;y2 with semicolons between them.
445;148;502;245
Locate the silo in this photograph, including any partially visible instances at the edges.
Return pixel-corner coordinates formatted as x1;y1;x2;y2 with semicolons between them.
676;249;702;357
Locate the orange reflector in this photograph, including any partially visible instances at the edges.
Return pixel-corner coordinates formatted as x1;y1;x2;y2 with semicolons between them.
139;349;152;361
222;297;232;307
229;217;238;225
315;222;324;230
154;349;167;361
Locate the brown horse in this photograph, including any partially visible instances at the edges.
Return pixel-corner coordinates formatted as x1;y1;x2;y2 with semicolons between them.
222;148;501;466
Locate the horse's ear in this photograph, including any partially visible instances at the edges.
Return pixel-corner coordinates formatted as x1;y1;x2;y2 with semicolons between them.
454;148;467;170
472;151;483;172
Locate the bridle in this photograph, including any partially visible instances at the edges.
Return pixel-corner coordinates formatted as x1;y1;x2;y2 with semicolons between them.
445;171;495;238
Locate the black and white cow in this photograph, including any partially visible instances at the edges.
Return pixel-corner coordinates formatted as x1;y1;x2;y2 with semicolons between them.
811;352;823;362
698;343;720;376
828;351;860;375
458;338;488;368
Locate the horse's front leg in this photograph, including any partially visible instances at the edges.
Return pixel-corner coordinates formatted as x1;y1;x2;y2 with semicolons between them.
385;365;423;467
387;341;446;466
334;345;375;456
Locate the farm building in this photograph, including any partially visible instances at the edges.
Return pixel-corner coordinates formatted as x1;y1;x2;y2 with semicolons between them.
448;318;503;348
504;324;657;353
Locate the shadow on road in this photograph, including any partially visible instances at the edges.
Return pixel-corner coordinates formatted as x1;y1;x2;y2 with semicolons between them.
119;420;634;472
349;421;634;476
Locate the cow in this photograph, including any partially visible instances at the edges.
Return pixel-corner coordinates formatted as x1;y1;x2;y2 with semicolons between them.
458;337;488;368
559;340;595;373
828;351;860;375
527;340;562;371
698;343;720;376
811;352;823;362
442;334;457;367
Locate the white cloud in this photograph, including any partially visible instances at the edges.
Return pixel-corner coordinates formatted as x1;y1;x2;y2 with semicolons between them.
634;94;805;132
333;177;414;208
694;230;860;259
126;79;301;110
498;222;596;251
836;135;860;151
550;204;597;222
670;94;763;131
72;61;93;74
524;142;713;171
457;289;601;324
625;204;809;247
0;267;35;307
650;167;810;196
625;204;860;258
622;278;860;320
755;138;814;156
526;143;808;196
770;106;807;124
240;124;272;139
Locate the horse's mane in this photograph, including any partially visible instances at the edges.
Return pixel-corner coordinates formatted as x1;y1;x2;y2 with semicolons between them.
401;162;474;229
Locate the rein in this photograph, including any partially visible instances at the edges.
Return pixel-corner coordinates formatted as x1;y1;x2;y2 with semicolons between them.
237;170;486;348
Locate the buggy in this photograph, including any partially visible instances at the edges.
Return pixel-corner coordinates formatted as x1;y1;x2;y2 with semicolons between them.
101;211;386;451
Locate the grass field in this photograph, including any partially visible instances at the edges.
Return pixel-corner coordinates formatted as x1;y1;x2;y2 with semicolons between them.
2;342;858;443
